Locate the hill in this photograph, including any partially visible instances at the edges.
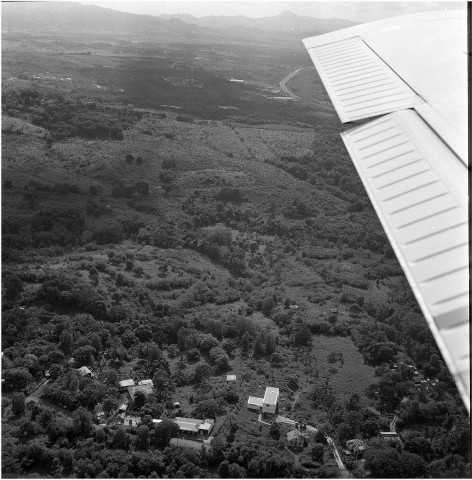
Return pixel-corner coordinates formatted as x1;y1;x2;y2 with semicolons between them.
159;10;356;35
1;1;216;40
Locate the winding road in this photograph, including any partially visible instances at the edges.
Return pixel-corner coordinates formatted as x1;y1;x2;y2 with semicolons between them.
279;67;336;111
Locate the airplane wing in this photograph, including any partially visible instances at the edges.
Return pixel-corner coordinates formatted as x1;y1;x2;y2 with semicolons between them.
303;10;469;412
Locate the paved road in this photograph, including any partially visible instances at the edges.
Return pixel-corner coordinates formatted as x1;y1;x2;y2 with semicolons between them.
279;67;336;111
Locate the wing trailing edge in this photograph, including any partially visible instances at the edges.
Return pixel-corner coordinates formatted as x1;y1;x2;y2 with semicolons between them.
303;11;469;412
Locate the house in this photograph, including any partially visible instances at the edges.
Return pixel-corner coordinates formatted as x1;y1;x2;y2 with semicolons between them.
262;386;279;414
128;384;153;399
137;379;153;386
346;439;366;454
118;403;128;412
119;379;135;391
247;396;264;411
287;429;308;447
380;431;402;445
175;417;214;436
173;402;181;409
121;412;141;427
76;366;93;377
226;375;236;381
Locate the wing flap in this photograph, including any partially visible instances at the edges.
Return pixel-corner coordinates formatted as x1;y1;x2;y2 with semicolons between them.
304;37;423;122
341;110;469;411
303;11;469;412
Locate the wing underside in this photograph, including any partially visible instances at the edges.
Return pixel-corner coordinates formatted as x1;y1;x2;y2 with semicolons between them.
303;12;469;412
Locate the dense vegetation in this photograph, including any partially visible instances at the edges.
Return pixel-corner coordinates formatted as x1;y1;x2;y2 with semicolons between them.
2;14;469;480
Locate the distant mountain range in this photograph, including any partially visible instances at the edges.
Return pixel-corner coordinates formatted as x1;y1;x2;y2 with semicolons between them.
2;2;355;41
159;10;357;34
1;2;205;38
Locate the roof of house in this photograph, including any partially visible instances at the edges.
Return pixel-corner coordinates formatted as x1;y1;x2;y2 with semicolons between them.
346;439;366;451
119;379;135;387
176;420;200;432
199;419;215;431
152;419;162;424
175;417;201;425
263;386;279;405
77;366;92;375
119;403;128;411
287;429;306;441
138;379;153;385
226;375;237;381
248;396;264;406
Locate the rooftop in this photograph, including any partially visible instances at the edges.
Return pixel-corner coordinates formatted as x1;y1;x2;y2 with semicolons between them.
248;396;264;406
137;379;153;386
119;379;135;387
176;420;200;432
263;386;279;405
77;366;92;375
287;429;307;441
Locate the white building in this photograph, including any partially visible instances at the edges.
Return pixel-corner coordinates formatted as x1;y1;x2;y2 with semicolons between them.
247;396;264;411
137;379;153;386
119;379;135;391
174;417;214;436
262;386;279;414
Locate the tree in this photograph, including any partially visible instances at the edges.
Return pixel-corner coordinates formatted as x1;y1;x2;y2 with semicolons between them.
4;368;32;390
265;332;277;355
194;363;213;383
294;324;312;346
73;345;95;366
59;330;74;355
103;397;118;416
154;419;179;449
209;346;230;372
311;443;325;462
72;406;93;437
271;352;283;367
186;348;200;361
192;398;224;419
122;331;138;348
126;153;134;164
262;297;275;316
253;331;264;356
106;369;118;386
134;390;146;409
228;463;246;478
4;275;24;300
364;444;427;478
49;364;62;381
11;392;25;416
136;425;150;450
218;460;230;478
241;332;251;354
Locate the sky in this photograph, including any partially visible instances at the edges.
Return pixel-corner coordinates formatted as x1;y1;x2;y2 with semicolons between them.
79;0;466;22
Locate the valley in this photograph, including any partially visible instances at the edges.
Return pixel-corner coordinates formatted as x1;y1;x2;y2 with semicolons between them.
1;3;469;479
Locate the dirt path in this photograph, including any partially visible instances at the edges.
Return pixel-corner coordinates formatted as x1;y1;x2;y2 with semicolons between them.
26;379;73;417
326;435;351;478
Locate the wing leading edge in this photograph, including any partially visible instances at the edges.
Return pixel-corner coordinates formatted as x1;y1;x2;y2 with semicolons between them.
303;11;469;412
